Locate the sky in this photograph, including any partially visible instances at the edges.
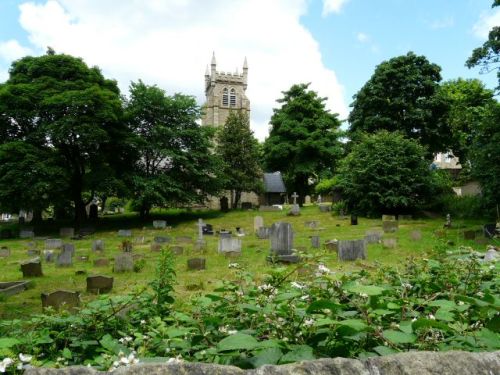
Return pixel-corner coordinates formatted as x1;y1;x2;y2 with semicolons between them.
0;0;498;140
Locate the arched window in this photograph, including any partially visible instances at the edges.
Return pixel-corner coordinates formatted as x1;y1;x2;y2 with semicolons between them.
222;88;229;106
230;88;237;107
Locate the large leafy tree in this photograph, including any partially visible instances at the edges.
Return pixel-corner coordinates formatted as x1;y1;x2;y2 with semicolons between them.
0;51;129;226
125;80;223;218
348;52;450;156
263;83;343;204
337;131;434;216
215;110;263;209
466;0;500;91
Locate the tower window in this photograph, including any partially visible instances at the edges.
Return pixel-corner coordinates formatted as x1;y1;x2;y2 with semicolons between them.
230;88;237;107
222;88;229;106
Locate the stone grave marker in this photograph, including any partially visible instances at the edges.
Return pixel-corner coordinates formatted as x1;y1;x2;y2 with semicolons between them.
382;238;398;249
176;236;193;243
325;239;338;252
118;229;132;237
92;240;105;252
288;192;300;216
382;215;396;221
41;290;80;311
21;260;43;277
337;240;366;261
153;220;167;229
304;195;311;204
464;230;476;240
269;222;299;263
59;227;74;238
218;238;242;254
256;226;270;239
150;243;162;252
187;258;206;270
43;250;55;262
20;229;34;239
114;253;134;272
0;281;31;298
0;246;10;257
219;231;232;239
254;216;264;232
410;230;422;241
134;236;145;244
154;236;171;244
86;275;114;294
483;224;496;239
304;221;319;229
318;204;331;212
121;240;133;252
45;238;63;250
350;215;358;226
311;235;320;249
382;220;399;233
365;230;383;244
171;246;184;255
444;214;452;228
195;219;207;250
93;258;110;267
62;243;75;255
220;196;229;212
56;247;73;267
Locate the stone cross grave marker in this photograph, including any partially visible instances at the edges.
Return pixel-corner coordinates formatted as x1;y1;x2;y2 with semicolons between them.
289;192;300;216
92;240;105;252
86;275;113;294
410;230;422;241
41;290;80;311
118;229;132;237
194;218;207;250
0;247;10;257
45;239;63;250
254;216;264;232
269;222;299;263
153;220;167;229
114;253;134;272
21;260;43;277
337;240;366;261
187;258;206;270
218;238;242;254
59;227;74;238
365;230;383;244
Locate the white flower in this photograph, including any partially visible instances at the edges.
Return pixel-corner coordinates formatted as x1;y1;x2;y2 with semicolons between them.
458;301;464;306
167;355;183;363
0;358;14;373
317;263;331;275
218;326;228;334
303;318;315;327
140;319;146;325
401;282;412;290
290;281;306;290
428;314;435;320
301;295;310;300
359;293;368;298
228;263;239;269
19;354;32;363
227;330;238;335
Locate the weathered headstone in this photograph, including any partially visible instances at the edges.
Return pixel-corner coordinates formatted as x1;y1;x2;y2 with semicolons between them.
114;253;134;272
218;238;242;254
337;240;366;261
171;246;184;255
150;243;162;252
382;238;398;249
62;243;75;255
92;240;105;252
365;230;383;244
93;258;110;267
154;236;171;244
118;229;132;237
319;204;331;212
56;247;73;267
254;216;264;232
288;192;300;216
410;230;422;241
187;258;206;270
311;235;320;249
219;231;232;239
325;239;338;252
382;215;396;221
21;260;43;277
464;230;476;240
256;226;270;239
41;290;80;311
0;247;10;257
153;220;167;229
350;215;358;226
43;250;55;262
121;240;133;252
45;238;63;250
19;229;34;239
176;236;193;243
269;222;299;263
0;281;30;298
220;197;229;212
304;195;311;204
59;227;74;238
383;220;399;233
86;275;113;294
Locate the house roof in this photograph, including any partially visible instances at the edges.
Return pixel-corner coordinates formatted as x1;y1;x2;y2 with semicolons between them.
263;172;286;193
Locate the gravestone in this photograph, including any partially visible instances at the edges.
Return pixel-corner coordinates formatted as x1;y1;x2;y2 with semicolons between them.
86;275;113;294
256;226;270;239
319;204;331;212
153;220;167;229
187;258;206;270
59;227;74;238
121;240;133;252
254;216;264;232
310;235;320;249
219;231;232;239
0;247;10;257
382;215;396;221
350;215;358;226
483;223;497;239
484;248;498;262
202;224;214;235
410;230;422;241
21;260;43;277
171;246;184;255
365;230;383;244
304;221;319;229
176;236;193;243
118;229;132;237
19;229;34;239
337;240;366;261
154;236;171;244
464;230;476;240
62;243;75;255
0;281;30;298
56;247;73;267
41;290;80;311
194;219;207;250
317;195;322;204
150;243;162;252
92;240;105;252
241;202;253;210
304;195;311;204
218;238;242;254
220;197;229;212
382;238;398;249
134;236;145;244
114;254;134;272
325;240;338;252
382;220;399;233
288;192;300;216
43;250;55;262
269;222;299;263
45;239;63;250
93;258;110;267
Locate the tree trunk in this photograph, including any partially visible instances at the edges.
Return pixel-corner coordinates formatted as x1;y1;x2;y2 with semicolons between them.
31;209;43;225
101;195;107;215
72;174;87;229
234;190;242;209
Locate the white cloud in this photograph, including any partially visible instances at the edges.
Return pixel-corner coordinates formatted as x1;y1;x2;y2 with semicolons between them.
6;0;347;141
356;32;369;43
322;0;350;16
0;39;33;61
472;8;500;39
430;16;454;30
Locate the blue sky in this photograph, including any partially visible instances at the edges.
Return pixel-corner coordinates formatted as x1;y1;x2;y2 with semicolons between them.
0;0;498;139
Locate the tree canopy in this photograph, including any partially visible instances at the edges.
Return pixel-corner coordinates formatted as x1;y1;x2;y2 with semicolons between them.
348;52;449;156
263;83;343;203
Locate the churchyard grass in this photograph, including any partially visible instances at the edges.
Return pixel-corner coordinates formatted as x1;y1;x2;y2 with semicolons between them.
0;206;492;319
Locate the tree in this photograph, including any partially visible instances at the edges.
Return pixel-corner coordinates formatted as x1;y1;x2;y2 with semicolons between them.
263;83;343;204
437;78;495;163
466;0;500;91
215;110;263;209
337;131;434;216
348;52;450;156
0;51;129;227
125;80;223;218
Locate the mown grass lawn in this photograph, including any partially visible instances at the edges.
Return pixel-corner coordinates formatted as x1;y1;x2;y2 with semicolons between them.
0;206;492;319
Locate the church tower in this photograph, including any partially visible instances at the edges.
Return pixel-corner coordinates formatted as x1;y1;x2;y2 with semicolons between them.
202;53;250;127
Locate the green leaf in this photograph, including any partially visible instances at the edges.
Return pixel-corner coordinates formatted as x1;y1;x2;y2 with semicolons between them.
372;309;394;316
255;339;282;349
344;283;385;296
339;319;367;331
166;327;191;339
62;348;72;359
383;330;417;344
428;300;457;310
249;348;282;367
217;333;258;352
435;308;455;322
373;345;398;356
412;318;450;332
279;345;315;364
387;302;400;310
0;338;20;349
306;300;340;314
275;291;301;302
476;328;500;349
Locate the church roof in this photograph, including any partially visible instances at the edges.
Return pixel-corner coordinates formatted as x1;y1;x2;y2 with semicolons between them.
263;172;286;193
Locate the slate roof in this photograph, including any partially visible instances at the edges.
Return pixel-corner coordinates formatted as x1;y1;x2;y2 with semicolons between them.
263;172;286;193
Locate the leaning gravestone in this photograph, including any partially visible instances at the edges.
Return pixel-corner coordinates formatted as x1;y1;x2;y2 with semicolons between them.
365;230;383;244
92;240;105;252
269;222;299;263
21;260;43;277
254;216;264;232
56;247;73;267
0;247;10;257
382;238;398;249
218;238;242;254
45;239;63;250
311;235;320;249
118;229;132;237
114;253;134;272
256;226;270;239
86;275;113;294
325;239;338;252
59;227;74;238
383;220;399;233
410;230;422;241
337;240;366;261
187;258;206;270
41;290;80;311
153;220;167;229
19;229;34;239
93;258;110;267
154;236;171;244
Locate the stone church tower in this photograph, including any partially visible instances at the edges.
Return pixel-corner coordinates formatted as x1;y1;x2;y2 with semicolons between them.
202;53;250;126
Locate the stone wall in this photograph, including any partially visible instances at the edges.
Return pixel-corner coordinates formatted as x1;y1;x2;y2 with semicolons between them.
25;350;500;375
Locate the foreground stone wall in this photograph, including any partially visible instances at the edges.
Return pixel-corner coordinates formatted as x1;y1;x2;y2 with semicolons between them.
25;350;500;375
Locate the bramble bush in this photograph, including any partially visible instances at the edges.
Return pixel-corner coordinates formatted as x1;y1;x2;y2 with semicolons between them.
0;248;498;372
